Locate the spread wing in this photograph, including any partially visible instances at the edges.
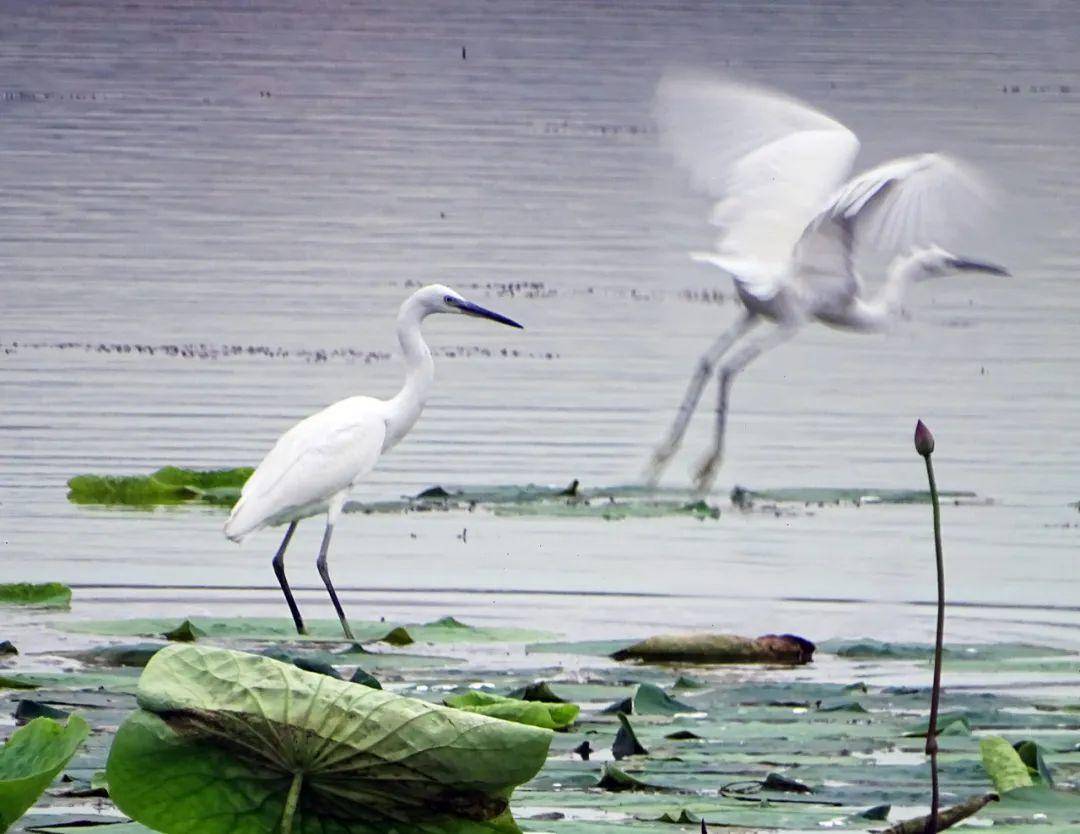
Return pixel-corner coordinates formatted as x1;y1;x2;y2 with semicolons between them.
225;397;387;540
655;72;860;300
792;152;991;309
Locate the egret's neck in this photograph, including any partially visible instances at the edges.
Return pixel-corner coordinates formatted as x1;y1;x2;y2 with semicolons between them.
851;254;921;331
385;299;434;449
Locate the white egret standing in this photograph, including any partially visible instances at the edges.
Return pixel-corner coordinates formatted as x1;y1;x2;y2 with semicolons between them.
224;284;523;639
645;74;1007;493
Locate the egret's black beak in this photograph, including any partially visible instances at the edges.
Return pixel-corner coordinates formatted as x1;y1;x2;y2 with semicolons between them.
946;257;1010;277
451;298;524;329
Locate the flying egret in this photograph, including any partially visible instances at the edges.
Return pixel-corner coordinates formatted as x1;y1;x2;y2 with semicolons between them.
645;74;1007;493
224;284;523;639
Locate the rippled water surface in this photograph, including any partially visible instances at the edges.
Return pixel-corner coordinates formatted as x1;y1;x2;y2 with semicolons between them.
2;0;1078;651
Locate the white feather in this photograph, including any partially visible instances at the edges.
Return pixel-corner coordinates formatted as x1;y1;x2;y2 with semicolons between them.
655;72;860;300
224;397;387;541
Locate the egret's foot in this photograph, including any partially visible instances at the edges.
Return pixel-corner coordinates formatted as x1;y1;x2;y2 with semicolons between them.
692;453;722;496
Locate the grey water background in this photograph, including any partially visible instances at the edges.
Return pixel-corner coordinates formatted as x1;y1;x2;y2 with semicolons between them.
2;0;1078;653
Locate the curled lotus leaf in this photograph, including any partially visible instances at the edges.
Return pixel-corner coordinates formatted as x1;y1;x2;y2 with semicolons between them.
105;644;552;834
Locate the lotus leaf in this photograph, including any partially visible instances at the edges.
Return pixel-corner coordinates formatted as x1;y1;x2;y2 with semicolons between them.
0;716;89;832
444;691;579;730
106;645;552;834
980;736;1034;794
67;467;252;506
603;684;696;717
0;584;71;609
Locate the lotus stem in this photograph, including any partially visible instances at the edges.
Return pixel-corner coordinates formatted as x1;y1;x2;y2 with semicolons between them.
280;771;303;834
915;420;944;834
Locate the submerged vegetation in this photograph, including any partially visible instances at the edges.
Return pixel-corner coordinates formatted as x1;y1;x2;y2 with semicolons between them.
65;468;986;521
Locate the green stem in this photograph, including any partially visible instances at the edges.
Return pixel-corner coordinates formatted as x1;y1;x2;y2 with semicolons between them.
280;771;303;834
924;454;944;834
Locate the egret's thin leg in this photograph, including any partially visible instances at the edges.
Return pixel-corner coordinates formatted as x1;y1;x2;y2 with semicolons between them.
693;325;798;494
316;496;354;641
645;312;758;486
271;521;306;635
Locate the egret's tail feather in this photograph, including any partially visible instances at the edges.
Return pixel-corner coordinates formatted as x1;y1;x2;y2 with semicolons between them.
224;498;256;543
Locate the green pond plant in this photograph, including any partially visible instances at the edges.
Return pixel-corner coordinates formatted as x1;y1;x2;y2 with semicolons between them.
105;644;552;834
0;583;71;609
0;715;89;832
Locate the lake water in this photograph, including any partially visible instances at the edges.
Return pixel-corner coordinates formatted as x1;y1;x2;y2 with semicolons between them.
2;0;1078;656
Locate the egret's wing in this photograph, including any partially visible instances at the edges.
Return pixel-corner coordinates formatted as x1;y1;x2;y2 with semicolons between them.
655;73;860;299
225;397;387;538
792;153;989;305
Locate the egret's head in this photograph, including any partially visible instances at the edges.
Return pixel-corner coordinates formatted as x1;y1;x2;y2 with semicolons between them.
415;284;523;328
916;245;1010;280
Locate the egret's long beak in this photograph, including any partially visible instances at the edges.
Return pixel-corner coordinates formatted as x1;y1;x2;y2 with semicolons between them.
451;298;524;329
946;257;1010;277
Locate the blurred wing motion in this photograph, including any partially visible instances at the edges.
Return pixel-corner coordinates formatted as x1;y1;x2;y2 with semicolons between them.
225;398;386;541
656;73;991;307
792;152;991;307
655;73;859;299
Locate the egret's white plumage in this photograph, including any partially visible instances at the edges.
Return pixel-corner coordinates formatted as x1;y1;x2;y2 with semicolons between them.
226;284;523;638
647;74;1005;492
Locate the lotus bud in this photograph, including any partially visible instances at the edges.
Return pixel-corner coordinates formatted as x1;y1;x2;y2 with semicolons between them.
914;420;935;457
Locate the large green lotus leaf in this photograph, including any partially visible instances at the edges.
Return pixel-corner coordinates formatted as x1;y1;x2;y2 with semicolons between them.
0;716;90;832
980;737;1035;794
58;616;548;645
106;645;552;834
0;583;71;609
444;692;579;730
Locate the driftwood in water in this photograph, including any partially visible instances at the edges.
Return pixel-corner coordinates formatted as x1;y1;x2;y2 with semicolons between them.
612;633;814;664
882;793;997;833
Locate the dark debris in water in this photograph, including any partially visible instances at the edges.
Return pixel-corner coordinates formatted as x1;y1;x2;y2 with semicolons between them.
1;339;558;363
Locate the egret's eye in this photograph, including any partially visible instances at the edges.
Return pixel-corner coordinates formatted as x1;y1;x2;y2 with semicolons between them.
444;295;454;304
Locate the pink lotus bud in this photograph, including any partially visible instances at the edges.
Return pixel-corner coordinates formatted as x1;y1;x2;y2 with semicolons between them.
914;420;935;457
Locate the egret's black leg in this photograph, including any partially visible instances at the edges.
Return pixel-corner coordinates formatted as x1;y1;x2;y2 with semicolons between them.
271;521;305;635
316;522;354;641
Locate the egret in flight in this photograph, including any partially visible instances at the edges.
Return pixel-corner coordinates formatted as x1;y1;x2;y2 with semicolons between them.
645;74;1007;493
224;285;523;639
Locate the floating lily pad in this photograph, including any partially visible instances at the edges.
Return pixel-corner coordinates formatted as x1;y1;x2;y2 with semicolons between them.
613;714;648;759
603;683;697;717
161;620;205;642
0;716;90;831
59;616;549;645
73;643;166;668
507;682;568;703
0;584;71;610
444;691;580;730
349;668;382;689
106;644;552;834
67;467;253;506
